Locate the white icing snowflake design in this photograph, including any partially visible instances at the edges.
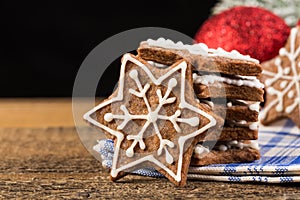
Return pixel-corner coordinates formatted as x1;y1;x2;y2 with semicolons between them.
261;27;300;119
84;53;216;182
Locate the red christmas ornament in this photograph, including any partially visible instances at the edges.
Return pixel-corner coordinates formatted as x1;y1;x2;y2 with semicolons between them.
194;6;290;62
297;19;300;26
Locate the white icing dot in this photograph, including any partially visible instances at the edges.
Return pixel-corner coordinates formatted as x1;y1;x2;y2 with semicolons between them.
288;90;294;98
279;48;287;56
283;67;291;75
104;113;114;122
280;80;288;88
231;50;239;55
267;87;276;95
175;110;181;116
259;110;266;120
139;141;146;150
126;148;134;157
229;140;238;145
199;43;208;50
238;120;247;125
265;79;272;87
188;117;200;127
275;58;281;66
227;102;232;107
168;78;177;88
249;141;260;150
236;142;243;149
276;104;283;112
176;41;184;47
165;150;173;164
249;122;259;130
165;39;175;46
219;145;228;151
238;80;243;86
194;145;210;154
129;70;138;79
249;102;260;112
157;37;165;43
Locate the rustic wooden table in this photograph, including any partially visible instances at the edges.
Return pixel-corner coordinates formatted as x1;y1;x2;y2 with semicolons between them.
1;99;299;199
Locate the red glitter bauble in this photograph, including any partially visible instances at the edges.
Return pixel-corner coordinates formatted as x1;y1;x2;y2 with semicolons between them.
194;6;290;62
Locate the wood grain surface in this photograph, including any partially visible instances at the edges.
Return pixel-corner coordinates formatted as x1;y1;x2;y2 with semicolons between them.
0;98;75;128
1;127;299;199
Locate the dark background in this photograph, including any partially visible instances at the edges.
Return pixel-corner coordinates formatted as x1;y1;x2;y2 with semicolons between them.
0;0;218;97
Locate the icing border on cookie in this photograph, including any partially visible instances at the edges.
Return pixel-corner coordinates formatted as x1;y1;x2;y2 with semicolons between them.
193;73;264;89
145;38;259;64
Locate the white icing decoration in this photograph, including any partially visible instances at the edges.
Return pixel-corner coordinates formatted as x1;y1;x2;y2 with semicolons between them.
146;38;259;63
237;120;247;125
261;27;300;119
193;74;264;89
193;140;259;155
283;67;291;75
194;144;210;155
220;140;259;151
201;99;214;108
83;53;216;182
247;141;260;150
227;102;232;107
288;90;294;98
249;102;260;112
147;61;169;68
249;122;259;130
227;99;260;112
218;144;228;151
228;120;259;130
280;80;288;88
237;75;258;80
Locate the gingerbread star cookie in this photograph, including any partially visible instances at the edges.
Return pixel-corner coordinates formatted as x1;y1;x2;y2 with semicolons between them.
261;26;300;128
84;53;216;186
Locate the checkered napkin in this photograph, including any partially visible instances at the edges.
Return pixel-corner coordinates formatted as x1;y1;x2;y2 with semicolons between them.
94;119;300;183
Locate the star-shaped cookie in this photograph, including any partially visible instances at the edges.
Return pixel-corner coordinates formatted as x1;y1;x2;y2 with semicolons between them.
261;26;300;128
84;53;216;186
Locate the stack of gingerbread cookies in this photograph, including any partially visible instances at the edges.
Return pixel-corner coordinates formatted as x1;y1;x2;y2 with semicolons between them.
138;38;263;166
85;38;264;186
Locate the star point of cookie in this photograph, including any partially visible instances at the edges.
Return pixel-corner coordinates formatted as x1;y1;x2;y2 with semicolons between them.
84;53;216;186
261;26;300;128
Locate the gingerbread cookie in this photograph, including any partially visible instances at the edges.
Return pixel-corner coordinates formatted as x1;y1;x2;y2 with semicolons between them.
193;82;264;102
138;38;262;76
191;140;260;166
84;53;218;186
261;26;300;128
212;99;260;122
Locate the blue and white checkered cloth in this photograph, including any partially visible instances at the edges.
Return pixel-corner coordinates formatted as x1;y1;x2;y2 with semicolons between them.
94;119;300;183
